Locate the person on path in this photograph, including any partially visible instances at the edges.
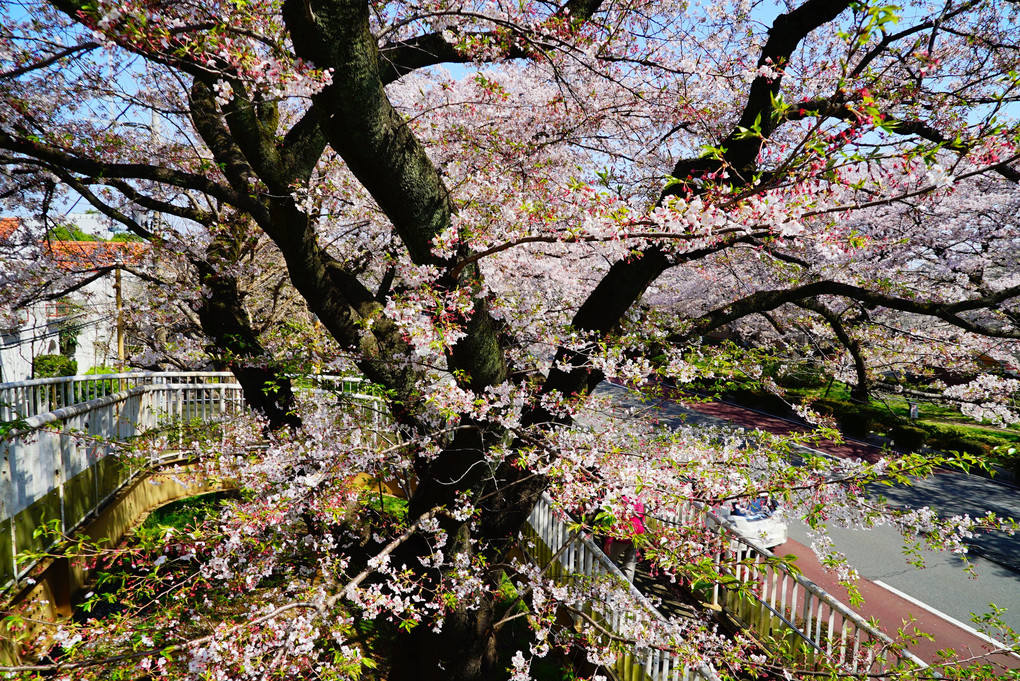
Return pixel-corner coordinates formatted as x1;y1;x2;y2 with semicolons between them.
604;495;646;581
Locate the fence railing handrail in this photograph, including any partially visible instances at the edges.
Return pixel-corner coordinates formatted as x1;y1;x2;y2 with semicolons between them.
0;371;233;390
4;382;290;434
0;372;370;392
0;375;385;592
658;507;891;650
0;372;374;425
528;494;721;681
650;506;932;673
12;386;149;432
658;507;836;655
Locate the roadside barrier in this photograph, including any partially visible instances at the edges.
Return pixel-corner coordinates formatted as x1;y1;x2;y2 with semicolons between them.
653;505;930;675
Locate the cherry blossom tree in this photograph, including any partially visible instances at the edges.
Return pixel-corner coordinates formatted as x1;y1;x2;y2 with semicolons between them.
2;0;1020;678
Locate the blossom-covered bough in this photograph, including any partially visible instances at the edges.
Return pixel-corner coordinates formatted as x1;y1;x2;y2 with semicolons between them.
2;0;1020;678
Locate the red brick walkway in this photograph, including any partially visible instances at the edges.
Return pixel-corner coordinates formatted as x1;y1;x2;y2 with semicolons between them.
778;537;1020;671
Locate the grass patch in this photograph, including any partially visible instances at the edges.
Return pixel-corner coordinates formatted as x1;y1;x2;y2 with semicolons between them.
699;369;1020;473
138;492;230;538
362;490;408;523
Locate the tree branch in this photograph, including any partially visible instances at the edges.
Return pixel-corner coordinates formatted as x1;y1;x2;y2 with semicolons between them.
688;280;1020;342
713;0;854;181
798;298;869;402
377;0;605;83
0;129;247;211
0;41;99;79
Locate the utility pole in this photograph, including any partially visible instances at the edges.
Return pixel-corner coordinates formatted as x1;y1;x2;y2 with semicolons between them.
114;257;125;366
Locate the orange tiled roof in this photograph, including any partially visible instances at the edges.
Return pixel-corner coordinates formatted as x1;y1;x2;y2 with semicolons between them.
0;217;20;243
46;240;149;270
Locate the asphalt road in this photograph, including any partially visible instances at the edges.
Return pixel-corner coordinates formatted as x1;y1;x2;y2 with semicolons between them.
784;518;1020;634
777;531;1020;670
595;382;1020;640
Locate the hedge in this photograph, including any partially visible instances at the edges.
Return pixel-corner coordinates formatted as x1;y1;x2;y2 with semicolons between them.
33;353;77;378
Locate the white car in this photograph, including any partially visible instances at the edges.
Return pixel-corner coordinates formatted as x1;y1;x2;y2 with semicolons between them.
708;496;788;550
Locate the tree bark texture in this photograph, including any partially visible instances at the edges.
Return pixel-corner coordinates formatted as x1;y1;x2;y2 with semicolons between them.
194;227;302;431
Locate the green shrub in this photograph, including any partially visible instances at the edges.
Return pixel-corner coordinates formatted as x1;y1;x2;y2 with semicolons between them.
839;407;873;438
919;424;1006;458
727;386;789;414
46;223;96;241
810;398;843;417
81;365;118;400
58;322;78;357
942;436;990;457
33;353;77;378
922;426;969;453
889;424;928;452
363;492;408;522
109;231;144;242
810;398;873;437
139;493;228;536
961;430;1017;449
776;365;831;389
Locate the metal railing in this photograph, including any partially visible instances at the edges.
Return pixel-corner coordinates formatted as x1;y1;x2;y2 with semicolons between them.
652;505;929;675
527;491;929;678
526;494;720;681
0;372;380;424
0;372;240;422
0;376;246;588
1;372;931;678
0;372;389;590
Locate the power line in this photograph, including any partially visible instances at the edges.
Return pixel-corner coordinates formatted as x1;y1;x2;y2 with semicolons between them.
0;311;116;349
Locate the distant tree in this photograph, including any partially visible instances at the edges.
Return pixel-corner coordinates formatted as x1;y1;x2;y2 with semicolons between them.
46;222;95;242
108;231;144;242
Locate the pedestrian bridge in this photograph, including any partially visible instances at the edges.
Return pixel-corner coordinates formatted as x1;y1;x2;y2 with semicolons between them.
0;373;928;679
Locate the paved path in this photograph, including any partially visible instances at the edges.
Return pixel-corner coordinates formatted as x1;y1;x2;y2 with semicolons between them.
680;399;884;461
595;382;1020;670
777;536;1020;672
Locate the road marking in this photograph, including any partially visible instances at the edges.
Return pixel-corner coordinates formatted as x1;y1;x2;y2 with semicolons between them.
873;579;1020;659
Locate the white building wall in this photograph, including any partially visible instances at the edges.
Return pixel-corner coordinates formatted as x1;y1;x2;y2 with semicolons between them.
0;274;126;383
0;306;59;383
72;276;119;372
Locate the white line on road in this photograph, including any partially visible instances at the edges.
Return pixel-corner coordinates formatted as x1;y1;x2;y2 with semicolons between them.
873;579;1020;659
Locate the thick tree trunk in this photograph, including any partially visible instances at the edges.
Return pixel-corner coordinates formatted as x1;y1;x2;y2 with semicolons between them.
388;598;499;681
849;380;869;404
195;259;301;431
